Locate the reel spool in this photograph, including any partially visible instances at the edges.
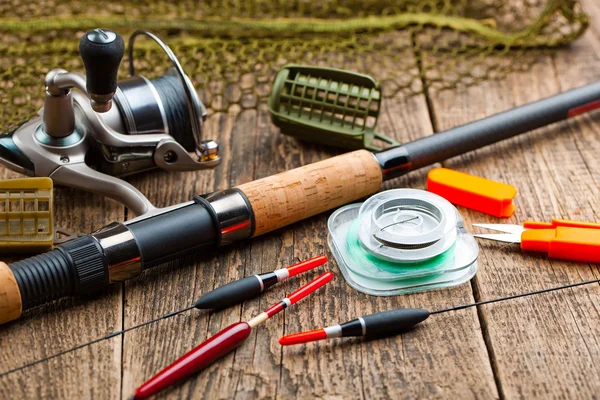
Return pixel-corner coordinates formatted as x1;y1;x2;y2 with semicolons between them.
114;31;209;156
328;189;478;296
77;29;220;179
268;64;400;151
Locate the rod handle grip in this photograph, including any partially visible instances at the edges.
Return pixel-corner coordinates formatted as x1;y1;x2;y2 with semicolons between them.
236;150;382;237
0;262;22;325
0;236;108;325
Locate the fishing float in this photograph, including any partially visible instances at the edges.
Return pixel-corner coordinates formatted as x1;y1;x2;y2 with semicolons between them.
0;256;330;378
194;255;327;310
279;277;600;346
131;271;334;400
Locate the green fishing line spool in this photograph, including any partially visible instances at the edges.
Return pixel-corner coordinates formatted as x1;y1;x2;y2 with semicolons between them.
328;189;479;296
268;64;400;151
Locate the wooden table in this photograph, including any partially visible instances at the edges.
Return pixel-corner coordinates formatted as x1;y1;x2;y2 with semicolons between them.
2;3;600;399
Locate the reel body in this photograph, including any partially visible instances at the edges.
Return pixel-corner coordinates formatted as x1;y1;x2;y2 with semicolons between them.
0;29;220;217
328;189;478;295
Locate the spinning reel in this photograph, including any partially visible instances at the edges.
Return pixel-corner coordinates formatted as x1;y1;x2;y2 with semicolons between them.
0;29;220;216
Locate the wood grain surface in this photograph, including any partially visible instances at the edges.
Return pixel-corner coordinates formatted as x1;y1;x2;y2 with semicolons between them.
1;2;600;399
0;167;124;399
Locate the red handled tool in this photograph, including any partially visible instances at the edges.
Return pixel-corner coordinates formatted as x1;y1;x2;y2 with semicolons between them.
194;255;327;309
131;271;334;400
474;219;600;263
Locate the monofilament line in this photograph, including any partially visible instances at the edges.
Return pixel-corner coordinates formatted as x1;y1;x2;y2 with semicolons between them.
0;305;196;377
431;278;600;315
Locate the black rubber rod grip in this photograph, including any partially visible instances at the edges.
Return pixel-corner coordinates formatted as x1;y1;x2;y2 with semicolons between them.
194;275;263;310
1;203;219;322
377;80;600;180
126;202;219;269
9;236;108;311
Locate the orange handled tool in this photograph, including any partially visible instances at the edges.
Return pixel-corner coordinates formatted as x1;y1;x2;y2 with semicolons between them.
474;219;600;263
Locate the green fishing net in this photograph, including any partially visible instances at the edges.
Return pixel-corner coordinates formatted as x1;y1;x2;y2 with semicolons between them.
0;0;589;128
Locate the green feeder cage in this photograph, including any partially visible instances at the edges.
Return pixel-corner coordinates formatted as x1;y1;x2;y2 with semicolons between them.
268;64;400;151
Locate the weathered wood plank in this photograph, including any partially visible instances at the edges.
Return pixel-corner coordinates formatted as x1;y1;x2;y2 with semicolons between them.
0;171;124;398
582;0;600;37
4;12;599;400
427;28;600;398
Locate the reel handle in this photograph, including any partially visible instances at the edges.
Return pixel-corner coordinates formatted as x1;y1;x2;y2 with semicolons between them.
79;29;124;112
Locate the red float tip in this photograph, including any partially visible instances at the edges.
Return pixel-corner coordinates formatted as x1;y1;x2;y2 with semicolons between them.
285;255;328;277
279;328;328;346
130;391;142;400
287;272;333;305
264;272;334;318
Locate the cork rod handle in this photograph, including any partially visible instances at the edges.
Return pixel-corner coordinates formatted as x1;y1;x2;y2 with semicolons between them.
237;150;383;237
0;261;22;324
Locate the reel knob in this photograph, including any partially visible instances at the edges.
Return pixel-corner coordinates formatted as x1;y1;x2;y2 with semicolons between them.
79;28;124;113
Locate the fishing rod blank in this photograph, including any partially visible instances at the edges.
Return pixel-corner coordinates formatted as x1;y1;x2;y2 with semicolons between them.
1;80;600;325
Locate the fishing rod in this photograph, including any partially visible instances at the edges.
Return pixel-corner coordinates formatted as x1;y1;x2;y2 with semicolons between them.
2;275;599;378
1;50;600;324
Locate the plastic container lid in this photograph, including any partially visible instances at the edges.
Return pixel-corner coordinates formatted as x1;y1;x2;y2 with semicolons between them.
328;189;478;296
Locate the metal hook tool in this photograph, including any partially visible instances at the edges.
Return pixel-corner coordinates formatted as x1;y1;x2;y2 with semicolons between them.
474;219;600;263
